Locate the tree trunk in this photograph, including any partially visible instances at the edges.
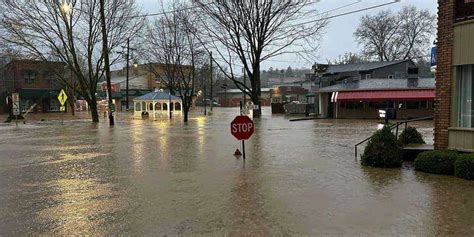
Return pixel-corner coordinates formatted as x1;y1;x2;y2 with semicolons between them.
183;107;189;122
252;63;262;118
69;99;75;116
88;96;99;123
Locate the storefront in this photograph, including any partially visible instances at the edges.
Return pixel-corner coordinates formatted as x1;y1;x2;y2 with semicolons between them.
316;78;435;119
19;89;60;113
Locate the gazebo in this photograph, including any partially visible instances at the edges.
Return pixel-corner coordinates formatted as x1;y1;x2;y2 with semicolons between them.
133;89;182;119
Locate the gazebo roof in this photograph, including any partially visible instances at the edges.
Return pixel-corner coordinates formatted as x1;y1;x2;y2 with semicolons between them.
134;90;181;101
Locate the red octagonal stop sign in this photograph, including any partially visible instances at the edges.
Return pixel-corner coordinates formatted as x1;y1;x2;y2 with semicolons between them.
230;115;255;140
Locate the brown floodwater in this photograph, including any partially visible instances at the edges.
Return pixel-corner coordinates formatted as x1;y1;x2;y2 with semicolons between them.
0;107;473;235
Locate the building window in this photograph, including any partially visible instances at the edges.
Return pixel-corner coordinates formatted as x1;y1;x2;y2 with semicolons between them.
457;65;474;128
44;71;55;85
388;74;394;79
406;101;420;109
345;101;364;109
24;70;37;84
455;0;474;22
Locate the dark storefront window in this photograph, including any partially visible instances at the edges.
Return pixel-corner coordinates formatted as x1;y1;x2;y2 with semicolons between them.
406;101;420;109
456;0;474;22
342;101;364;109
367;101;395;109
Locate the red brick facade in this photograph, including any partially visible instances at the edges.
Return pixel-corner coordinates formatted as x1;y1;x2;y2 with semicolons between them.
434;1;455;149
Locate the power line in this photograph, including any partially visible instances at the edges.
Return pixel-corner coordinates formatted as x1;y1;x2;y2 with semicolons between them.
290;1;400;28
134;2;214;18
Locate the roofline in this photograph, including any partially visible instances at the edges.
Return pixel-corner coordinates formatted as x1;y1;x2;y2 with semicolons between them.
5;59;66;67
322;59;414;74
316;87;435;93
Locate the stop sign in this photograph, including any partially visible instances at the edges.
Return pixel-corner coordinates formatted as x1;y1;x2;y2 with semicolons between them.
231;115;255;140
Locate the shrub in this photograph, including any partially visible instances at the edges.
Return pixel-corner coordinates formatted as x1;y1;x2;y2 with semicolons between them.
398;127;425;145
455;154;474;180
414;150;458;175
361;125;402;168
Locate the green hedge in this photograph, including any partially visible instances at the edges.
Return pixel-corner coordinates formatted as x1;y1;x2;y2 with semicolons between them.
455;154;474;180
414;150;458;175
361;126;402;168
398;127;425;145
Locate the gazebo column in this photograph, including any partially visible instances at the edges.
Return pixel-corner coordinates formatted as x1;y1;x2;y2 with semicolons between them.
153;102;156;120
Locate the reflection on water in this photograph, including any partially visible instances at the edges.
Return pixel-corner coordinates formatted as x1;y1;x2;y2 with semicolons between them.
0;108;474;235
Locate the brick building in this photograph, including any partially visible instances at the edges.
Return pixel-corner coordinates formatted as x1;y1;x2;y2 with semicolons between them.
435;0;474;152
1;60;66;113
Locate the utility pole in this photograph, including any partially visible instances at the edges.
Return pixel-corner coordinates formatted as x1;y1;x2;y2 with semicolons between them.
210;52;213;112
99;0;114;126
125;38;130;111
242;68;246;105
120;38;136;111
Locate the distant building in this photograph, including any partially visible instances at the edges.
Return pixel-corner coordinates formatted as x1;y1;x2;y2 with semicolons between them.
315;78;435;119
434;1;474;152
270;86;308;104
306;60;418;89
216;88;271;107
267;76;306;87
1;60;67;113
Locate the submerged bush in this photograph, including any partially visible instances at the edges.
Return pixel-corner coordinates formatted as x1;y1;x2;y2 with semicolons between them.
398;127;425;145
455;154;474;180
414;150;458;175
361;126;402;168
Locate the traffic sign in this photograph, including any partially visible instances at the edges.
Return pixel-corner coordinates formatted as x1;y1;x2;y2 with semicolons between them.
12;93;19;103
231;115;255;140
60;106;66;112
12;93;20;116
58;89;68;106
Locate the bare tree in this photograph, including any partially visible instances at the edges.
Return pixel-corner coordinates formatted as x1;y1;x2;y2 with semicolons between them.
327;52;368;65
1;0;143;122
354;6;436;62
145;0;203;122
195;0;327;118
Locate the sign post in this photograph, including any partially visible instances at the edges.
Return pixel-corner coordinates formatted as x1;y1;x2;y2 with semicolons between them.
231;101;255;160
58;89;68;125
12;93;20;127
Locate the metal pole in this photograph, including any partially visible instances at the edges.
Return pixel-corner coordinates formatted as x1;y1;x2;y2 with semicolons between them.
169;91;172;119
15;115;17;127
126;38;130;111
240;101;246;160
204;86;207;115
210;52;213;112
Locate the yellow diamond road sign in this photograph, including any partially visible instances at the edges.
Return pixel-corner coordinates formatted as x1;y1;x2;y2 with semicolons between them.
58;89;68;106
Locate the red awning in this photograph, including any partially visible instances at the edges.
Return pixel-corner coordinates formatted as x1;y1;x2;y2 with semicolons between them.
335;89;435;102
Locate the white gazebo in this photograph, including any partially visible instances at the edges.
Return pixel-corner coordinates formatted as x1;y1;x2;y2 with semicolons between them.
133;89;183;119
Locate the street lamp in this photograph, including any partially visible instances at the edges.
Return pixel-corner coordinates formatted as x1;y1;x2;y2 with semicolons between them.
60;0;72;16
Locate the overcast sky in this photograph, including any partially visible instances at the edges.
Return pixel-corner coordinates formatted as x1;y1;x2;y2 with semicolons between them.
136;0;438;71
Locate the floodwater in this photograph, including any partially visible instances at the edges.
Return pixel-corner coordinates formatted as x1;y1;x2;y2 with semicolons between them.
0;108;473;236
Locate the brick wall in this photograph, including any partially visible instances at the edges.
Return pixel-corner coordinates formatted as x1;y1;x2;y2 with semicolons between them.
434;0;455;149
5;60;65;91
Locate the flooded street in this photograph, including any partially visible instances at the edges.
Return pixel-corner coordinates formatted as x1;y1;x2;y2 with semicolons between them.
1;107;473;235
